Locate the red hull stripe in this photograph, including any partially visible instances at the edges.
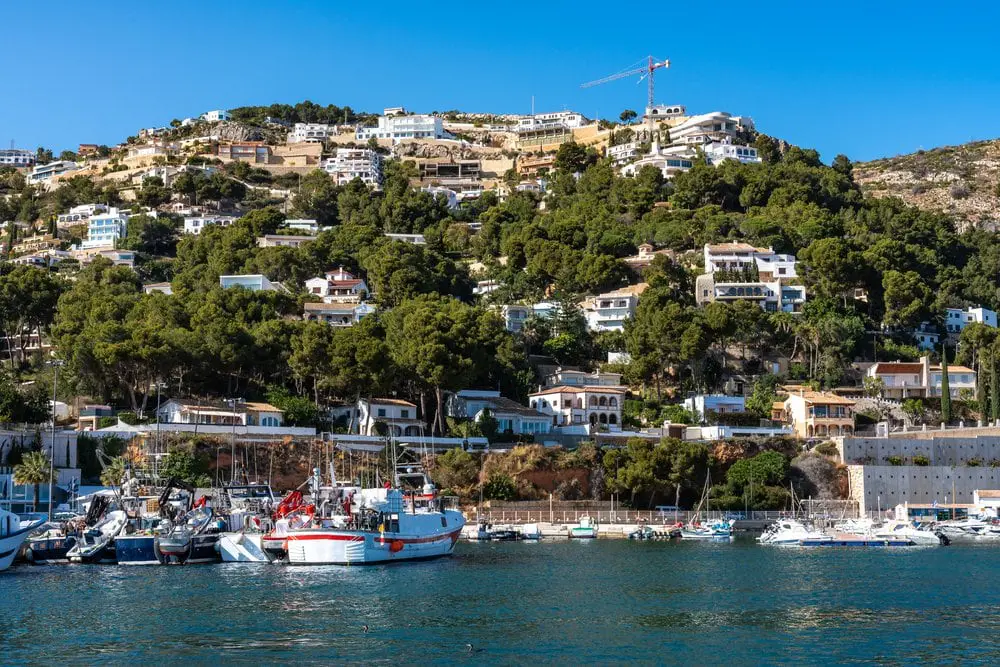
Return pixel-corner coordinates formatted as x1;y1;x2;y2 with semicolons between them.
287;529;461;545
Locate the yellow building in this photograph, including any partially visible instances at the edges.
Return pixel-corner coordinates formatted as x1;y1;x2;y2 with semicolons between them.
781;390;855;439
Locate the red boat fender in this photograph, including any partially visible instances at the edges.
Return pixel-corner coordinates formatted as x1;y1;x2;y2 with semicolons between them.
390;540;404;553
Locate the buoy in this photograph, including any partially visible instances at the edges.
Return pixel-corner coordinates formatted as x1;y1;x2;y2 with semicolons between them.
389;540;404;553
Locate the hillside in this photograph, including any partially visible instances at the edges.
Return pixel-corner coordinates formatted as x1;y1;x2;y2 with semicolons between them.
854;138;1000;229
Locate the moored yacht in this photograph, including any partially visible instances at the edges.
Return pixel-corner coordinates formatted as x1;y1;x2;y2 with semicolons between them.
872;520;948;546
757;519;830;545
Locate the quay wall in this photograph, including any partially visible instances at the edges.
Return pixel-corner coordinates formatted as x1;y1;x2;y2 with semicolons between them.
840;436;1000;466
848;465;1000;513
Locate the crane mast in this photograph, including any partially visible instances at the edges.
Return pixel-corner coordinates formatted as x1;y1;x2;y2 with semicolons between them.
581;56;670;136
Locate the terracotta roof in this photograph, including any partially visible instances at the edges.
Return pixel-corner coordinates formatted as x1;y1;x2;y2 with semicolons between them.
529;385;627;397
872;362;923;374
794;391;856;406
932;365;975;374
368;398;417;407
772;401;786;411
244;402;283;413
977;490;1000;499
304;302;356;313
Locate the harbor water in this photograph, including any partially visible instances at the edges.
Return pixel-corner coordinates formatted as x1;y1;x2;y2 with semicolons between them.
5;537;1000;664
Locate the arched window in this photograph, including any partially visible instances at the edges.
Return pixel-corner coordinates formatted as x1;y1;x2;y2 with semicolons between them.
589;413;598;425
599;413;608;424
576;398;583;408
599;397;607;407
609;414;617;425
530;400;537;408
609;397;617;407
589;396;598;407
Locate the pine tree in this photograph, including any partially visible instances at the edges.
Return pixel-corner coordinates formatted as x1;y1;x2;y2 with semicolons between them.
940;344;952;424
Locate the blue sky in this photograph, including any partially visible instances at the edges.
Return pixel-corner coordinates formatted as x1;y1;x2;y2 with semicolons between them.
2;1;999;162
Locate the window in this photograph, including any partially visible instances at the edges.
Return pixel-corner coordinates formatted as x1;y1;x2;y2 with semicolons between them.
377;408;386;417
401;409;410;419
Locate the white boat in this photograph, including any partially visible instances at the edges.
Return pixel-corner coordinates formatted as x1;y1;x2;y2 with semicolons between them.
872;520;946;546
219;483;279;563
569;516;598;539
934;518;998;542
757;519;830;545
286;467;464;565
154;506;222;564
681;519;734;540
519;523;542;540
833;517;876;535
1;508;45;571
67;510;128;563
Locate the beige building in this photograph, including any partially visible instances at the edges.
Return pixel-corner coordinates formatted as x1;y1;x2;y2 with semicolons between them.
780;390;855;439
866;356;976;400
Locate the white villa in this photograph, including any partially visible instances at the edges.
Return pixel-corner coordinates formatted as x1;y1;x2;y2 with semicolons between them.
356;115;452;142
323;148;383;186
304;267;368;303
529;385;626;428
695;242;806;313
579;284;648;332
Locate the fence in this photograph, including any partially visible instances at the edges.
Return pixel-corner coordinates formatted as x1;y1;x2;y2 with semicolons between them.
472;508;827;525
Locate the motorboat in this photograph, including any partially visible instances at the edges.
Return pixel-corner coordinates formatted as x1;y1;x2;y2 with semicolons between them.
569;516;598;539
518;523;542;540
67;510;127;564
757;519;831;546
1;508;45;571
934;518;998;542
115;515;166;565
218;483;280;563
24;523;78;564
681;519;734;540
872;520;948;546
833;517;876;535
154;506;222;564
286;466;465;565
629;525;657;540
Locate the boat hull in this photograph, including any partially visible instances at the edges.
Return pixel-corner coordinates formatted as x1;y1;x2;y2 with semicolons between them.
219;533;273;563
1;520;44;571
155;533;221;565
26;536;77;564
569;529;598;539
287;527;461;565
116;535;159;565
68;541;117;564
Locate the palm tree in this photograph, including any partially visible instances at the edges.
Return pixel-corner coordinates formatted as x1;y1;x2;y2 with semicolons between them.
100;457;127;488
14;451;53;510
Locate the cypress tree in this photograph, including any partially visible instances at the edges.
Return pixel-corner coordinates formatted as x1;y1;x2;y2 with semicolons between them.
940;345;952;424
992;356;1000;425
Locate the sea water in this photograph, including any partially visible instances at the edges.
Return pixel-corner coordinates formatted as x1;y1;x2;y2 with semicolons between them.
3;537;1000;664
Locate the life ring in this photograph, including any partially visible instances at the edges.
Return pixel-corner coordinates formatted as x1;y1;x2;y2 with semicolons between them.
389;540;404;553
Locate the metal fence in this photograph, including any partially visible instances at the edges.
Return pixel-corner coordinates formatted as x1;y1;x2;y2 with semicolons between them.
472;509;821;525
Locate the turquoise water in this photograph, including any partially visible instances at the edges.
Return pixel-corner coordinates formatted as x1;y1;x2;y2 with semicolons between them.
4;538;1000;664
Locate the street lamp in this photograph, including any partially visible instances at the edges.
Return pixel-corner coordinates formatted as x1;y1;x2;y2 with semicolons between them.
46;359;65;519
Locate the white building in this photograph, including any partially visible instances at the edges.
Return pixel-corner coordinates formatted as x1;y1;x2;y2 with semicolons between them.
446;390;551;437
0;148;35;167
682;394;746;422
608;142;641;165
285;219;320;235
183;215;238;234
695;242;805;313
384;232;426;245
353;398;423;436
256;234;315;249
304;267;368;303
579;284;648;332
383;106;407;116
356;115;452;142
703;141;761;166
528;386;626;428
28;160;77;184
322;148;383;186
945;307;998;334
866;356;977;400
642;104;686;123
57;203;107;227
543;369;623;388
515;111;590;130
619;142;695;179
421;186;459;209
82;207;128;249
287;122;336;143
500;305;531;332
219;274;283;292
143;282;173;295
157;398;284;427
200;110;230;122
666;111;754;147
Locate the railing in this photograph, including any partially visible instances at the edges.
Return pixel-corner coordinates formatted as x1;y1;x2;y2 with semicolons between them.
470;509;830;525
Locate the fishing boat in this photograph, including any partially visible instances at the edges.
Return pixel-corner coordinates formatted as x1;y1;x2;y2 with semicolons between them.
67;510;127;564
115;515;166;566
628;525;657;540
757;519;831;545
285;465;464;565
154;505;223;564
569;516;598;539
260;491;314;561
1;508;45;571
680;519;734;540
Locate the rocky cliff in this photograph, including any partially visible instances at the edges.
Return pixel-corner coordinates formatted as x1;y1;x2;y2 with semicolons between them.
853;139;1000;230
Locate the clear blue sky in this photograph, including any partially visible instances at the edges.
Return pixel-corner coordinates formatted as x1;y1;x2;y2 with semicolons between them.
2;1;999;162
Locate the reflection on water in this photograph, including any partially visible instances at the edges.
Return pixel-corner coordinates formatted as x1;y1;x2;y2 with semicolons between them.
6;539;1000;663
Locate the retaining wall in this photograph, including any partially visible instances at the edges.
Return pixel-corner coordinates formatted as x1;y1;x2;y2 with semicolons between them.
848;464;1000;513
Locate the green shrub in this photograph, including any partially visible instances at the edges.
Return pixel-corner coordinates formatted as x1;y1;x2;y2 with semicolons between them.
814;441;839;456
912;454;930;466
967;458;983;467
886;455;904;466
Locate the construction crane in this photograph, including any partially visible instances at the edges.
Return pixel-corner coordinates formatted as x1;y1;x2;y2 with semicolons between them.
581;56;670;134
